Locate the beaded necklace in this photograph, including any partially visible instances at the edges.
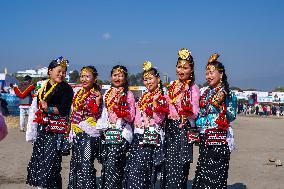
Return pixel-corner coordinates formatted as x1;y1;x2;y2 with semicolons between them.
215;102;229;130
168;80;189;104
200;85;230;129
67;88;97;134
34;80;58;125
113;93;129;118
104;87;120;110
199;85;223;110
168;79;193;117
138;89;168;129
38;79;58;101
137;88;159;111
72;88;94;111
137;92;149;110
179;89;193;116
70;88;93;122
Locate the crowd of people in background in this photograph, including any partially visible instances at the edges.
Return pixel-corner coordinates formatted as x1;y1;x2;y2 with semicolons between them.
1;83;15;94
237;102;284;117
0;93;9;116
0;83;16;116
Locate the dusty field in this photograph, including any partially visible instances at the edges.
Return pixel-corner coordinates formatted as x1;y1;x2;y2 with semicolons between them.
0;115;283;189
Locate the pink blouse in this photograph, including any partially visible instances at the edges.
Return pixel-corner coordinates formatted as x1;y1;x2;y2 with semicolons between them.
167;83;200;121
105;87;135;124
134;94;168;130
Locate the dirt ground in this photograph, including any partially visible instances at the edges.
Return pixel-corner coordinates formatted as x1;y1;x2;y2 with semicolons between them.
0;115;283;189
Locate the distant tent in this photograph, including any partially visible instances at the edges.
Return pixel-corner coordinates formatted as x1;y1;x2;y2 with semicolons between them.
0;73;19;88
0;73;20;115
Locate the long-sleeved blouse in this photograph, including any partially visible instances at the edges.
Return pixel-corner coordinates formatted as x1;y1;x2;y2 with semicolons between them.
196;87;237;129
69;88;102;139
134;92;168;134
96;87;136;143
167;81;200;123
196;86;237;150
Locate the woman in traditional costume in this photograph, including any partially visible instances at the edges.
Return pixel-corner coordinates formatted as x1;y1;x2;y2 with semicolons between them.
26;56;74;189
99;65;135;189
68;66;102;189
124;61;168;189
163;48;200;189
192;53;237;189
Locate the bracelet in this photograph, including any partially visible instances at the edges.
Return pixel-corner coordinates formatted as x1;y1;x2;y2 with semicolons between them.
48;107;54;114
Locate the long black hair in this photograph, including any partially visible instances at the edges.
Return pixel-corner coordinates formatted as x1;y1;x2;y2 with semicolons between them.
48;61;68;74
111;65;129;94
143;67;164;95
207;53;230;95
81;66;101;91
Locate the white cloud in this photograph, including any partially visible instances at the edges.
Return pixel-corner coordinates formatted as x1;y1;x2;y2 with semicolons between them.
102;32;111;40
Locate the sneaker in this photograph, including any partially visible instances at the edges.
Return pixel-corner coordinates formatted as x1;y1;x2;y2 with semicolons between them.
269;157;276;162
275;159;282;167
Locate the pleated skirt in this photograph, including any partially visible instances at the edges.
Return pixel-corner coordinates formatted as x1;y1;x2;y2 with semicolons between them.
68;132;101;189
99;139;129;189
192;134;230;189
162;119;193;189
123;133;164;189
27;125;63;189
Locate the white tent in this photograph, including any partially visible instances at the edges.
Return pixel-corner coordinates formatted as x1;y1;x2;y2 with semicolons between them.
0;73;19;89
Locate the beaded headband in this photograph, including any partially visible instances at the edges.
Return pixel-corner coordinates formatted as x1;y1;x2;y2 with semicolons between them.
55;56;69;68
207;53;223;71
113;66;126;74
81;67;96;76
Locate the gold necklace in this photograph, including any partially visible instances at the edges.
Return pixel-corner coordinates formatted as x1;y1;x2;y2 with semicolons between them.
105;88;120;110
38;79;58;101
73;88;94;111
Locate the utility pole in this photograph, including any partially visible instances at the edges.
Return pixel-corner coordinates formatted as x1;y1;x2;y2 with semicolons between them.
163;73;169;83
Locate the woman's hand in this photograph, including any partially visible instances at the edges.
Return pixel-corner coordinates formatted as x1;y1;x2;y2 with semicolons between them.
153;91;162;107
95;91;102;106
40;101;48;112
217;91;227;104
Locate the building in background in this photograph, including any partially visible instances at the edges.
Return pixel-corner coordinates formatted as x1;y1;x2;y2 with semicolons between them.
16;67;70;82
16;67;48;78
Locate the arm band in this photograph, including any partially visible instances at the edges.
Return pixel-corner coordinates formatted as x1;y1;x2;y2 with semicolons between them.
48;107;54;114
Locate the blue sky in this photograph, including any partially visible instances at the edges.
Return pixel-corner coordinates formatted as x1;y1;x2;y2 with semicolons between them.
0;0;283;90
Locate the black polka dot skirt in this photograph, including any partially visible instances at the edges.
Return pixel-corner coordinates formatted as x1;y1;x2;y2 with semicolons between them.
192;134;230;189
26;124;63;189
99;139;130;189
162;119;193;189
123;133;164;189
68;132;101;189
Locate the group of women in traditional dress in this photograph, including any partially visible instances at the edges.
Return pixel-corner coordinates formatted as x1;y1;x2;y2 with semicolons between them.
26;48;237;189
